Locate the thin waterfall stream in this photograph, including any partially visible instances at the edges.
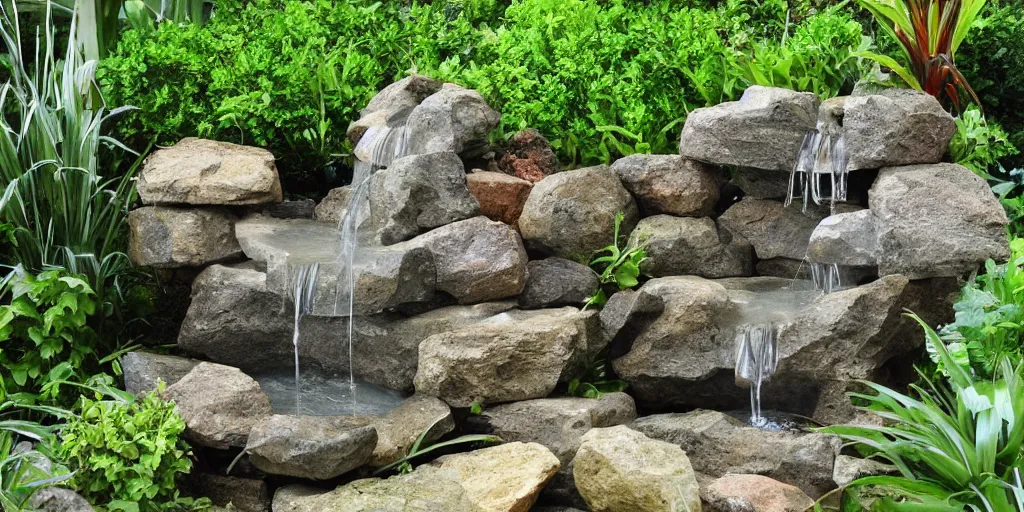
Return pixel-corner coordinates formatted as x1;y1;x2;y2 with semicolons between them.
785;120;850;214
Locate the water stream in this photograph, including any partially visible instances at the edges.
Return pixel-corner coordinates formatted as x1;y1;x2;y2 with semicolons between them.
289;262;320;411
734;324;779;427
785;120;849;214
809;262;841;294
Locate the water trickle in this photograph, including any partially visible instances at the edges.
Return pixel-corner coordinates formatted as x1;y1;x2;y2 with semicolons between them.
734;324;779;428
289;262;320;411
810;262;841;294
785;121;849;214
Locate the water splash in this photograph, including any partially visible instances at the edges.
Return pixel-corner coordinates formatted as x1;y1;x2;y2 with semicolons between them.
810;262;841;294
289;262;320;410
785;121;849;214
734;324;780;428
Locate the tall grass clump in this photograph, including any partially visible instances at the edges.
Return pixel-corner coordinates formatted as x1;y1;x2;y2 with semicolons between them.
0;1;139;312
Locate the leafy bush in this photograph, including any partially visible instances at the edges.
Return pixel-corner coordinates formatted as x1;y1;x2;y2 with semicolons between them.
584;212;647;308
0;401;71;511
58;385;207;512
949;105;1019;175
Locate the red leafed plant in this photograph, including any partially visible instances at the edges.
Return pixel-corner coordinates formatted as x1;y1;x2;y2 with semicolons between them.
856;0;986;113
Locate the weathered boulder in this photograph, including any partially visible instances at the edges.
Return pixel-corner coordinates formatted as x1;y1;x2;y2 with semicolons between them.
632;410;841;498
272;466;482;512
348;74;443;144
313;186;354;225
844;89;956;170
138;138;282;205
611;154;721;217
731;168;792;200
163;362;273;449
128;207;241;268
406;84;501;156
519;166;639;261
245;415;377;480
401;216;527;304
718;198;825;260
573;425;701;512
806;209;877;267
369;152;480;245
632;215;753;278
704;474;815;512
369;394;454;467
29;487;95;512
121;351;198;396
518;258;599;309
870;163;1009;278
832;455;896;487
464;393;637;464
190;474;271;512
414;308;601;406
430;442;561;512
496;129;561;183
679;86;819;171
466;171;533;227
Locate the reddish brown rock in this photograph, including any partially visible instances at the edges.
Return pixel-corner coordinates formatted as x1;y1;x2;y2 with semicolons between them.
498;129;561;183
704;474;815;512
467;171;533;227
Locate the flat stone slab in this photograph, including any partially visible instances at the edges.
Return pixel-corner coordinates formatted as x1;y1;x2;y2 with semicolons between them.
139;138;283;205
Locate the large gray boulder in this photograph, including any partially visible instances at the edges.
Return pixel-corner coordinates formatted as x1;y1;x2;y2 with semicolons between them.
245;415;377;480
369;394;454;467
429;442;561;512
844;89;956;170
704;474;816;512
870;163;1009;278
679;86;819;171
406;83;501;156
573;426;701;512
121;351;198;396
806;209;877;267
401;216;528;304
414;308;601;406
128;207;241;268
163;362;273;449
272;466;482;512
369;152;480;245
138;138;282;205
718;198;825;260
632;410;841;499
519;166;639;262
348;74;443;144
518;258;600;309
632;215;753;278
611;155;721;217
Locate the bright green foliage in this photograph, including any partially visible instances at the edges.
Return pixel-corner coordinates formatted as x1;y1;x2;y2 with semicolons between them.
0;269;105;405
584;212;647;309
822;314;1024;511
950;106;1020;176
567;353;628;399
933;238;1024;379
58;386;208;512
0;401;71;512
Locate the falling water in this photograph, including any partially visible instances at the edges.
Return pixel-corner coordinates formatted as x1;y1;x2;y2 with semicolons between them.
734;324;780;427
785;121;849;214
289;262;320;411
809;262;841;294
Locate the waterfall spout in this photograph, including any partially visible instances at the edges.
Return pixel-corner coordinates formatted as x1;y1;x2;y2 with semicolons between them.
810;262;841;294
289;262;320;413
785;121;849;214
734;323;779;428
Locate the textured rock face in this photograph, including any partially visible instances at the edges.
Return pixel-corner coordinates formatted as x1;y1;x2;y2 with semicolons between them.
870;163;1009;278
406;84;501;156
369;152;480;245
29;487;95;512
414;308;601;406
138;138;282;205
633;410;841;499
313;185;354;225
718;198;825;260
191;474;271;512
573;426;701;512
704;474;815;512
348;74;443;144
679;86;819;171
466;171;534;227
497;129;561;183
403;216;528;304
430;442;561;512
128;207;241;268
163;362;273;449
731;167;792;200
464;393;637;464
272;466;482;512
832;455;896;487
632;215;753;278
844;89;956;170
611;154;721;217
245;415;377;480
806;209;877;267
369;394;454;467
518;258;599;309
519;166;639;261
121;351;198;396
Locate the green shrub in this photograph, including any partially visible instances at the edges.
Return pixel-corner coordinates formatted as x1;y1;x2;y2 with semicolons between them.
0;401;71;511
949;105;1020;176
58;385;207;512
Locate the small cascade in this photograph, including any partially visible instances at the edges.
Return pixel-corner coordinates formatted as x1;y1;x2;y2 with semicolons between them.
785;120;849;214
810;262;841;294
734;324;780;428
289;262;320;412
